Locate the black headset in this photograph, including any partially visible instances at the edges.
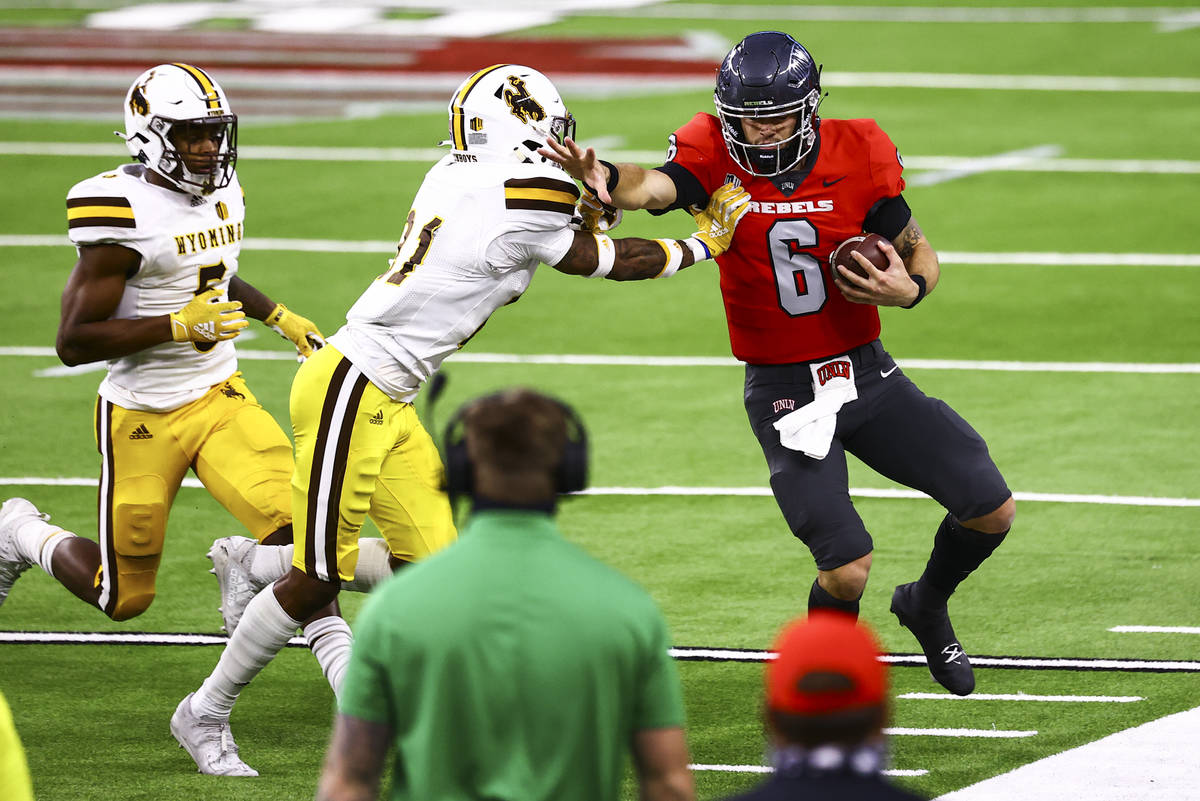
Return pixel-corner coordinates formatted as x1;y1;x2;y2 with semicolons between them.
442;391;589;497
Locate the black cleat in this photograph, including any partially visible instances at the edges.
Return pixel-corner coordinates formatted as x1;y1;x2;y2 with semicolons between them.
890;582;975;696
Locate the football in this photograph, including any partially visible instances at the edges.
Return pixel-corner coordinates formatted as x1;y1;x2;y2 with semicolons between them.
830;233;890;281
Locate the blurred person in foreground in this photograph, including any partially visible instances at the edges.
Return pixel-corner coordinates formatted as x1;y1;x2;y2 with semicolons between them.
725;612;925;801
315;388;694;801
0;690;34;801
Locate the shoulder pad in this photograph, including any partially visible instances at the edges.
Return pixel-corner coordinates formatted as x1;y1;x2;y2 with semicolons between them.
503;175;580;217
66;194;135;231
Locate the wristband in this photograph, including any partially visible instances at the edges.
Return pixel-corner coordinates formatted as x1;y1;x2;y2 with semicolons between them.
684;236;710;263
588;234;615;278
598;160;620;194
902;274;927;309
653;239;683;279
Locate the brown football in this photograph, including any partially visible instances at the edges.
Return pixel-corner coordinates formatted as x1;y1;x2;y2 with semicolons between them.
830;233;890;281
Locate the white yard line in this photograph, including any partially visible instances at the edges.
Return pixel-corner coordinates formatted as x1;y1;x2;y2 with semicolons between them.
3;142;1200;175
598;4;1200;28
907;144;1064;187
934;706;1200;801
669;648;1200;671
7;233;1200;268
690;764;930;777
5;346;1199;375
4;631;1197;673
0;477;1196;508
888;727;1037;738
1109;626;1200;635
899;693;1143;702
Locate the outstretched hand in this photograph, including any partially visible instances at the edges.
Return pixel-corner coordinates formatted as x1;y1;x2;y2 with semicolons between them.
538;136;612;204
691;183;752;259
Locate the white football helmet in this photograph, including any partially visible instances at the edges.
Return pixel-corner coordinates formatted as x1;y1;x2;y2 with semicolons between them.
445;64;575;164
120;63;237;195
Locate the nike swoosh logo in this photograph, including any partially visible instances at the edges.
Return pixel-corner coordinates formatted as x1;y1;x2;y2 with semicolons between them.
881;365;899;378
822;176;847;187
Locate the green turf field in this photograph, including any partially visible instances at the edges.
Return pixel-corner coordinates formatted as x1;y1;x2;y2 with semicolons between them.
1;2;1199;800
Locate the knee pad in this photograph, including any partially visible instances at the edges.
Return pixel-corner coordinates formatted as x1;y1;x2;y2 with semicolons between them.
108;476;168;620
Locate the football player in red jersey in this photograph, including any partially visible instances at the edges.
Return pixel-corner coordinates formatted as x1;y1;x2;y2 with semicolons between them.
542;31;1015;696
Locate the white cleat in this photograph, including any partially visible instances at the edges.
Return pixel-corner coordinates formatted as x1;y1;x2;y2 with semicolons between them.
170;693;259;777
0;498;45;608
208;535;264;635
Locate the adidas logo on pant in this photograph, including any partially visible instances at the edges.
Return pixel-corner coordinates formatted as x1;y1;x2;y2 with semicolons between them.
129;424;153;440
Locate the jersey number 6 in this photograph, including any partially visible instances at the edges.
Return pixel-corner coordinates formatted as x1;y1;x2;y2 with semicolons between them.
768;219;826;316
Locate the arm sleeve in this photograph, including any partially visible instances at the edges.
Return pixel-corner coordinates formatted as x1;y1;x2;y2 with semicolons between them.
863;194;912;241
648;112;723;215
486;215;576;269
867;122;906;201
860;121;911;240
66;180;150;261
634;608;687;730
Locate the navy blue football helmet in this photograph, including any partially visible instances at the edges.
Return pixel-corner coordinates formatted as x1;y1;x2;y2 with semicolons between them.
714;31;822;176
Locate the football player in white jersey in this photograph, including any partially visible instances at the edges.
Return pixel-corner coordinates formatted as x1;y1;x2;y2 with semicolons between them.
0;64;334;776
175;63;751;776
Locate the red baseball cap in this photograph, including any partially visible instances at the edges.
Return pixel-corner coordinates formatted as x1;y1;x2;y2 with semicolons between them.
765;611;887;716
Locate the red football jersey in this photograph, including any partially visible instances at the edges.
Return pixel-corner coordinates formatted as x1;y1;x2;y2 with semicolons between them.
668;113;905;364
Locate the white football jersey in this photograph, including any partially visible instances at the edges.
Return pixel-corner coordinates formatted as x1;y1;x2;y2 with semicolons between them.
328;154;578;402
66;164;246;412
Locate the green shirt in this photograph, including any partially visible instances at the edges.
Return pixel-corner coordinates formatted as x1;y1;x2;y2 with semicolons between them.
340;509;686;801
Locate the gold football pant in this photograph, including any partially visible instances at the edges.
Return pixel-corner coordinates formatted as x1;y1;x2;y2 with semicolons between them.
290;345;456;582
94;373;293;619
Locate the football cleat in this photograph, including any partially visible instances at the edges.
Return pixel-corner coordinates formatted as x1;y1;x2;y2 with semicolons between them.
170;693;259;777
0;498;46;608
208;536;264;635
890;581;975;696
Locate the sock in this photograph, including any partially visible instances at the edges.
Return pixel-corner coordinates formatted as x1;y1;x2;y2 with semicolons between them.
808;578;861;618
12;515;66;569
342;538;392;593
916;514;1009;605
249;544;294;585
36;531;72;579
303;615;354;698
191;583;301;720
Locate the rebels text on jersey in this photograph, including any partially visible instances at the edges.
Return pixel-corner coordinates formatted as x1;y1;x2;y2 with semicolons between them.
667;113;905;364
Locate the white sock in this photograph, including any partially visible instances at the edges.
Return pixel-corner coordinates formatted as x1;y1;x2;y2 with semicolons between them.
191;583;301;720
249;544;294;585
342;538;392;593
37;531;72;579
303;615;353;699
12;515;65;567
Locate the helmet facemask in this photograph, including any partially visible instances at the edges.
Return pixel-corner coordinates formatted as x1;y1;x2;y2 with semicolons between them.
716;87;820;177
147;115;238;195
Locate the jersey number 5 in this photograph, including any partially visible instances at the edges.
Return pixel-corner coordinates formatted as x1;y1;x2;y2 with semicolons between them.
193;261;227;353
768;219;826;316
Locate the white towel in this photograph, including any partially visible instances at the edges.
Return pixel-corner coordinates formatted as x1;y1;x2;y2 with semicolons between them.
772;357;858;459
